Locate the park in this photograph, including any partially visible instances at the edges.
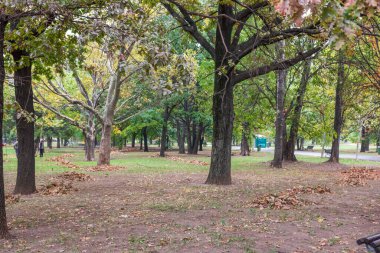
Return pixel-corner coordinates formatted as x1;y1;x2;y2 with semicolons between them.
1;0;380;252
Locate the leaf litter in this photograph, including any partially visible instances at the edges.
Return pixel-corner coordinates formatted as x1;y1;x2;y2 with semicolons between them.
151;153;209;166
47;153;80;169
38;172;92;195
247;185;331;210
339;167;380;186
85;165;125;172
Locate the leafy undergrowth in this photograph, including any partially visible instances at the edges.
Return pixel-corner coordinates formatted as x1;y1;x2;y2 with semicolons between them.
339;167;380;186
47;154;80;169
247;185;331;210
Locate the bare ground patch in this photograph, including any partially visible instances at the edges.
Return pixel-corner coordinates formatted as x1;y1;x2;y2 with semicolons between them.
1;156;379;252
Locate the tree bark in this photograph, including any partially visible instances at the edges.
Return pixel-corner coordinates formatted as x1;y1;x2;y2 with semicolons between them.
284;59;311;161
271;41;287;168
47;136;52;149
142;126;148;152
199;134;204;151
206;5;234;185
56;137;61;148
84;131;95;161
0;19;9;238
240;122;250;156
98;124;112;164
160;106;170;157
192;123;203;155
98;63;123;165
328;50;345;163
176;120;186;154
12;50;36;195
131;132;136;148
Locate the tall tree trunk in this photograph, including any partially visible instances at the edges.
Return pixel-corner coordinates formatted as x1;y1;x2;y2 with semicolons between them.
84;112;95;161
240;122;250;156
56;137;61;148
271;41;287;168
360;126;366;152
199;134;204;151
34;136;40;156
206;5;234;185
12;50;36;195
98;65;123;165
139;134;143;150
328;50;345;163
192;123;203;155
131;133;136;148
98;124;112;165
84;134;95;161
186;119;192;154
176;120;185;154
160;106;170;157
142;126;148;152
0;19;9;238
284;59;311;161
47;136;52;149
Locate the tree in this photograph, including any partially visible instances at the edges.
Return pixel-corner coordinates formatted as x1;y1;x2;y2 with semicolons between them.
328;50;345;163
271;40;287;168
0;16;9;239
283;58;312;161
163;1;322;184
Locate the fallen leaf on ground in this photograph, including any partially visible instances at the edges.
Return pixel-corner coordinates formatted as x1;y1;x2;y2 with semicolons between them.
247;185;331;210
56;172;92;182
5;194;20;205
85;165;125;172
38;180;77;195
339;167;380;186
47;154;80;169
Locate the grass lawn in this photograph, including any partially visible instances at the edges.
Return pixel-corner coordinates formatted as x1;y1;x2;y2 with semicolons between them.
1;147;380;252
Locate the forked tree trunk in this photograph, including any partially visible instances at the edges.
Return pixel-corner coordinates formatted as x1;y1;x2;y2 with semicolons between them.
0;20;9;238
328;50;345;163
240;122;250;156
12;50;36;195
271;41;287;168
98;63;123;165
284;59;311;161
206;5;234;185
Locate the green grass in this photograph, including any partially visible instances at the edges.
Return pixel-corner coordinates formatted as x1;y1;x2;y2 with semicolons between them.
2;146;379;177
